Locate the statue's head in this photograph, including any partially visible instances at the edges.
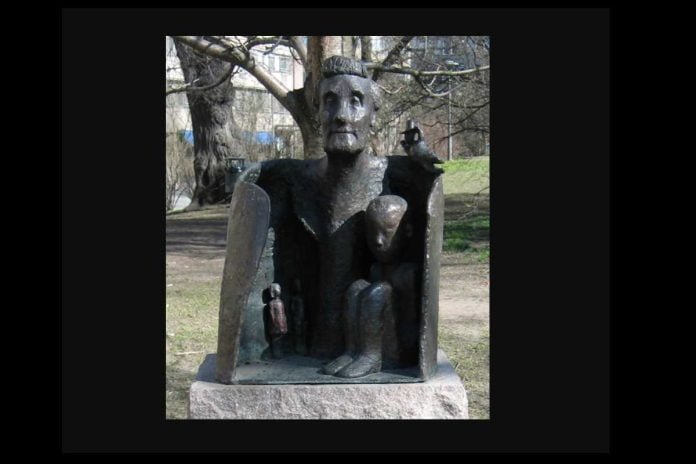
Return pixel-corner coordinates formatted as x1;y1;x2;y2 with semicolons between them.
270;283;281;298
365;195;413;264
316;56;382;157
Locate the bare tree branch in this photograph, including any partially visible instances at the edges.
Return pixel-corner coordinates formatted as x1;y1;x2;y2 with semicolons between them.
373;81;408;96
371;36;414;82
380;61;489;99
289;36;307;65
247;36;290;54
368;63;490;78
360;36;372;62
412;74;449;98
173;36;245;63
172;36;293;113
165;63;236;96
173;351;205;356
288;47;303;67
447;125;490;139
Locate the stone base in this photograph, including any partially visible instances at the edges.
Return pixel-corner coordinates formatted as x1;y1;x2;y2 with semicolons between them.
188;349;468;419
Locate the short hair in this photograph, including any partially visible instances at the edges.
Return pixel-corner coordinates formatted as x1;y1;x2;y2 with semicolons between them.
366;195;408;226
315;56;382;111
322;55;368;78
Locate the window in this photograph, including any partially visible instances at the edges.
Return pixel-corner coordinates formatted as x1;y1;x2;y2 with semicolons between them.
279;56;290;73
267;55;276;72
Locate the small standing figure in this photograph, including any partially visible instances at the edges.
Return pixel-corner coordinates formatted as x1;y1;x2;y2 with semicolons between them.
290;279;308;356
263;283;288;359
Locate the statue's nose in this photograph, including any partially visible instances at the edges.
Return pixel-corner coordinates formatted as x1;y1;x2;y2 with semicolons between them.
334;100;349;123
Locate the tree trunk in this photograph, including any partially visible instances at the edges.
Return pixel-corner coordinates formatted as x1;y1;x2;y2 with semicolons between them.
342;36;359;59
360;36;372;62
298;119;324;158
174;40;239;209
295;36;343;159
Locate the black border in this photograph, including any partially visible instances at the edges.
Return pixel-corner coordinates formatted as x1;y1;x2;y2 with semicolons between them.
62;8;610;453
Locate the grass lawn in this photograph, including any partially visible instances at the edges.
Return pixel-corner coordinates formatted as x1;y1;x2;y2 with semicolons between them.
443;156;489;195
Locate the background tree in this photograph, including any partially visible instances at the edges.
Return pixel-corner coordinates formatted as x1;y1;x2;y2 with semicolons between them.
171;41;243;209
167;36;490;207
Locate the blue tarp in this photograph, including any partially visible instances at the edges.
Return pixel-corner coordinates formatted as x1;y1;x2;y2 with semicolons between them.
255;131;274;145
240;131;275;145
184;130;274;146
180;130;194;144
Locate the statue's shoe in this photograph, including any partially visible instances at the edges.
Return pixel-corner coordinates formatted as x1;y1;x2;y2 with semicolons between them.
320;353;354;375
336;355;382;378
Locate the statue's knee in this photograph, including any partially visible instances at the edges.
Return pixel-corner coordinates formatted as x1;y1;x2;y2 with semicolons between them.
348;279;370;294
359;282;392;308
345;279;370;304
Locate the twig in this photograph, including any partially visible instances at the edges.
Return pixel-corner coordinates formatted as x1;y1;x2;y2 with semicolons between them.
261;36;285;55
373;82;407;96
166;63;235;96
173;351;205;356
366;63;490;77
371;35;414;82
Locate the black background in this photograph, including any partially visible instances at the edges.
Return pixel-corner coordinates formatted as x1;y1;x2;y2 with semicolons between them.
61;8;611;453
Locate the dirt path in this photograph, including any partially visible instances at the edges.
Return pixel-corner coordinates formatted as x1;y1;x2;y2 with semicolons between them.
439;253;490;329
166;207;228;282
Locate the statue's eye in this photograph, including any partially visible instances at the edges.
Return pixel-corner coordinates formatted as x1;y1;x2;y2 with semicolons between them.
351;96;362;106
324;94;336;104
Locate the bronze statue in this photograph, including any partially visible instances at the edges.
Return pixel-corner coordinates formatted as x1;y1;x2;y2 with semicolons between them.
290;279;308;356
216;56;444;384
401;119;444;174
263;283;287;359
322;195;418;378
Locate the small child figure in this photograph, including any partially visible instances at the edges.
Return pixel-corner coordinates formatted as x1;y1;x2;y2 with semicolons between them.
321;195;419;378
263;283;288;359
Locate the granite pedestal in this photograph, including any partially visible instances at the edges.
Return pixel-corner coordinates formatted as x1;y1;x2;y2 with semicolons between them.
188;349;468;419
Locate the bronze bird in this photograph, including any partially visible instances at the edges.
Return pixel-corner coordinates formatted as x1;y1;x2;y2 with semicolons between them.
400;119;444;174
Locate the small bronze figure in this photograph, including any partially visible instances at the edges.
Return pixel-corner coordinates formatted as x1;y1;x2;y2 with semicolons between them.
401;119;444;174
263;283;288;359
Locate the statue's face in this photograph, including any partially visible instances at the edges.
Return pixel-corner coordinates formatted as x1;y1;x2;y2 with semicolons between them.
366;210;407;264
319;75;376;156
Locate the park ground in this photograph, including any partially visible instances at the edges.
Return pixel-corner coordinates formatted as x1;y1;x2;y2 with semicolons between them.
166;156;490;419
